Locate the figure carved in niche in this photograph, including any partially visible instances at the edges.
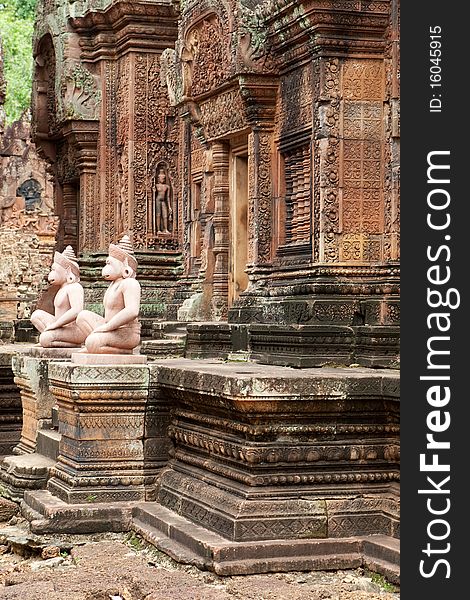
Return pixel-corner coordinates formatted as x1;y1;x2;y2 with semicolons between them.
151;168;172;235
76;235;141;354
30;246;86;348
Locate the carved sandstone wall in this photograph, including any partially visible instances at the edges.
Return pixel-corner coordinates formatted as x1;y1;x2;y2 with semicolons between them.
32;0;183;327
165;1;398;319
30;1;399;354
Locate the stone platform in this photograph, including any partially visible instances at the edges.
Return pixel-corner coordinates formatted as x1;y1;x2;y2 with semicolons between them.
11;347;75;455
22;490;399;583
185;323;400;369
20;358;399;581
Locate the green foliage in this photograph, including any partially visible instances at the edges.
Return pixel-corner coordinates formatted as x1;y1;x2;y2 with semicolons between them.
126;532;145;551
1;0;36;19
0;0;36;123
367;571;399;593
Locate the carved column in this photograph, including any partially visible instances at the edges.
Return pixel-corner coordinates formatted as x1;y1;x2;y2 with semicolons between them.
211;142;230;319
247;128;273;267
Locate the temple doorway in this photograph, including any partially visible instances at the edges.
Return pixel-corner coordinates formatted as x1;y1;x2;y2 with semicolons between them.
229;140;249;307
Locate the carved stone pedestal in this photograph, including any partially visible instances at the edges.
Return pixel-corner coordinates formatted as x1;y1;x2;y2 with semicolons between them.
152;359;400;542
46;362;151;503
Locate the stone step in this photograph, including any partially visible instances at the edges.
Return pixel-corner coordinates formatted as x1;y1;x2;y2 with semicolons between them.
152;321;188;340
132;516;209;571
132;503;226;562
360;535;400;584
131;504;400;581
164;332;187;341
36;429;61;461
23;490;136;535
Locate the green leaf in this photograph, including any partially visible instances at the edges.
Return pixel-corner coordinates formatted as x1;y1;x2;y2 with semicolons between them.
0;0;35;123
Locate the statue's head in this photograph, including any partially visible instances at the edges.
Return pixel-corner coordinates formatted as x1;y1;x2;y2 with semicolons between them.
158;170;167;184
48;246;80;285
103;235;138;280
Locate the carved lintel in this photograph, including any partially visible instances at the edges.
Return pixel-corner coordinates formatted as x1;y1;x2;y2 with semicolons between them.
262;0;390;60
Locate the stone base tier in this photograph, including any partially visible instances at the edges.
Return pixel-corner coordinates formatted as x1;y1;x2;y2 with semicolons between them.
185;323;399;368
71;353;147;365
156;468;399;541
21;490;136;534
150;359;400;541
21;490;399;583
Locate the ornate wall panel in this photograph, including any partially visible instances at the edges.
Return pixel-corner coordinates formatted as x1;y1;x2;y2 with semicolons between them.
317;58;386;264
280;64;313;135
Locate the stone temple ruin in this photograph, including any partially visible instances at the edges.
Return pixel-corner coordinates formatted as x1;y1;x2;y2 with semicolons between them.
0;0;400;583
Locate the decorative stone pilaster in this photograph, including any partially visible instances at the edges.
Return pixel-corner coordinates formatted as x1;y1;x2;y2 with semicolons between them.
211;142;230;319
247;128;273;268
46;362;150;503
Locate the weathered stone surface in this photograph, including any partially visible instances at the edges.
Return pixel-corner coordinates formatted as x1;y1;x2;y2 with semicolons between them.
0;497;19;522
11;351;73;455
0;453;56;502
23;1;401;576
16;492;399;583
146;359;399;541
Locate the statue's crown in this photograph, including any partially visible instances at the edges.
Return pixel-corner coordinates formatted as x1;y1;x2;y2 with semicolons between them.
54;246;80;278
109;235;138;273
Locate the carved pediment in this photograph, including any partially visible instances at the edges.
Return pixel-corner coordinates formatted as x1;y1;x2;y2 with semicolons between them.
183;16;231;98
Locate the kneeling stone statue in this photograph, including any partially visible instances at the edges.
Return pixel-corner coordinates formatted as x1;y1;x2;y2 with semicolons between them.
31;246;86;348
76;235;141;354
